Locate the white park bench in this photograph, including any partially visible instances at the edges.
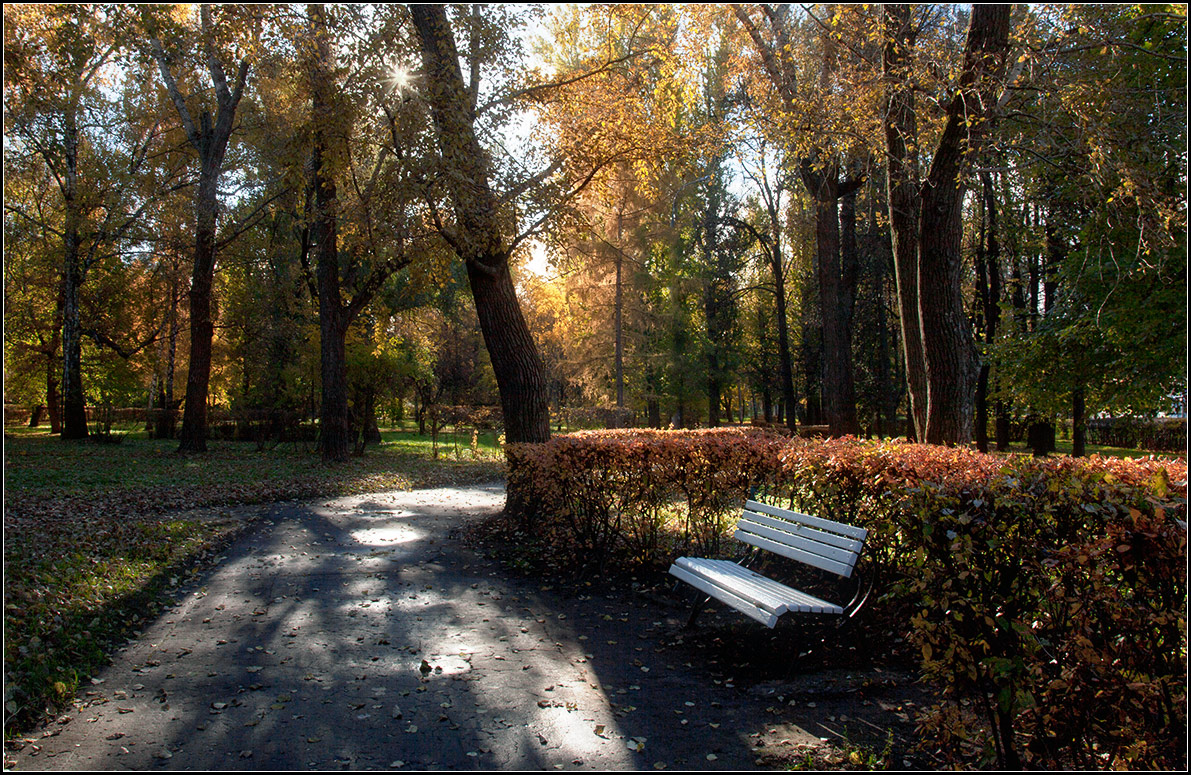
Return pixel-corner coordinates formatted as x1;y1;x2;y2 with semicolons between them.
669;500;872;629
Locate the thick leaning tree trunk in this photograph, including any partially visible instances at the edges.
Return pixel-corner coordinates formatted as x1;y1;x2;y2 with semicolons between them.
410;4;550;445
918;4;1010;445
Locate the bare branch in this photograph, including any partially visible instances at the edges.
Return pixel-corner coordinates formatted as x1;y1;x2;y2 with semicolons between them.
498;158;563;205
476;45;652;117
508;150;631;255
150;38;200;148
215;185;293;249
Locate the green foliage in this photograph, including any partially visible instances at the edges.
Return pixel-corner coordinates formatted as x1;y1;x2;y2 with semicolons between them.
507;430;1187;768
991;4;1187;421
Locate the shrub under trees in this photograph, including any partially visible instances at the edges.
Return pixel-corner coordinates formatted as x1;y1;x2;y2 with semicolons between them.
506;429;1187;769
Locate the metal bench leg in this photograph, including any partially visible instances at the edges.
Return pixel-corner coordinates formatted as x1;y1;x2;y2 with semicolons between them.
684;592;712;629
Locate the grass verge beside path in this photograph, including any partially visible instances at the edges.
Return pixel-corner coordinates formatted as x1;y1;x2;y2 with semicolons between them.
3;427;504;738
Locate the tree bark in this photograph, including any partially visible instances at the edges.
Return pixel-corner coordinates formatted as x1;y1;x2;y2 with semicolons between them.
60;113;89;440
410;4;550;444
177;167;219;452
768;214;797;433
614;207;625;410
153;6;249;453
46;353;62;434
801;159;863;437
883;3;1011;445
61;229;89;439
1072;386;1086;457
974;192;990;454
882;4;928;440
308;3;353;463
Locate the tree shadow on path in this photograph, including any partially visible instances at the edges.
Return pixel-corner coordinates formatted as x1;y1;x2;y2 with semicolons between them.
6;483;913;771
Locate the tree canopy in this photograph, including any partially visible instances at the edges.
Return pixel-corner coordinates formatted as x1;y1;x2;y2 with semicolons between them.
4;3;1185;454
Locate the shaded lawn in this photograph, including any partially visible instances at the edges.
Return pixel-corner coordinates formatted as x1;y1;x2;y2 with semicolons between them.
2;425;504;737
989;439;1168;459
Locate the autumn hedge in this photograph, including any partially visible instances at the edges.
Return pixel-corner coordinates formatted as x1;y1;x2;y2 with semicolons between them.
505;429;1187;769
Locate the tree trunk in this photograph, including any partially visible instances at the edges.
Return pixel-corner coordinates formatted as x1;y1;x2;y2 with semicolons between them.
319;313;351;460
1072;386;1086;457
153;11;249;453
61;227;88;439
466;258;551;443
707;367;722;428
154;278;180;440
800;259;822;427
309;3;353;463
835;187;861;434
801;31;862;438
614;210;625;409
410;3;550;444
771;251;798;432
882;3;928;440
883;3;1010;445
60;114;88;440
647;397;661;429
918;175;980;444
979;170;1009;452
177;168;219;452
46;355;62;434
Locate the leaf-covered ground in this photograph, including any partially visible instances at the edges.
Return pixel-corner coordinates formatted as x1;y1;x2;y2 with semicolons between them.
3;426;504;737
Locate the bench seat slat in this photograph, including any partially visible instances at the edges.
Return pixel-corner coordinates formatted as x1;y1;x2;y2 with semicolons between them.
674;557;793;614
739;511;865;554
693;559;843;614
736;518;861;569
669;564;779;627
672;558;844;615
735;529;856;577
745;500;867;541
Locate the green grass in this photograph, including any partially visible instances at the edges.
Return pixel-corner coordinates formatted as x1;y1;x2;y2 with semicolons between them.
3;422;505;738
988;439;1175;460
4;423;505;497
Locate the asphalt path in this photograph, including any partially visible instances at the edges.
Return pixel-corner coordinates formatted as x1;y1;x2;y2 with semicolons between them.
5;483;871;771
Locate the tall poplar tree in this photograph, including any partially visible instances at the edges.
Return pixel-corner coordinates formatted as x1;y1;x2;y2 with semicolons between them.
147;4;251;452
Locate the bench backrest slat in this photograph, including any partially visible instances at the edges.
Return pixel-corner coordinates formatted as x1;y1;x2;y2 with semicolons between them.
745;500;868;541
735;500;867;578
736;517;861;571
735;529;857;577
739;511;865;555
